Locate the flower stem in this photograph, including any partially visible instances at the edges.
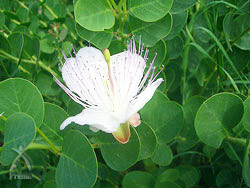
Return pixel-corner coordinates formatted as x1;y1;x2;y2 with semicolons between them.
36;127;60;155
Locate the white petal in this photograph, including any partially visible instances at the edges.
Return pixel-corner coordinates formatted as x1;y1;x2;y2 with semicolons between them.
109;51;146;122
61;47;111;108
60;108;120;133
127;78;163;119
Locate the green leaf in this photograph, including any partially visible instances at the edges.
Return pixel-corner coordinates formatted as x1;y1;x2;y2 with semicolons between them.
171;0;197;14
177;96;205;151
128;0;173;22
156;168;179;183
35;71;61;96
216;169;236;188
154;181;181;188
40;36;55;54
195;92;244;148
59;28;68;42
76;23;113;50
137;122;157;160
8;33;24;66
176;165;200;187
98;127;140;171
1;112;36;166
44;0;67;19
166;36;183;59
0;78;44;126
43;180;58;188
74;0;115;31
151;144;173;166
130;14;172;47
122;171;154;188
109;40;126;55
223;13;250;50
36;102;68;146
165;10;187;40
242;137;250;186
243;97;250;132
0;35;11;53
56;130;97;188
98;163;121;185
147;40;167;70
141;100;183;144
0;12;5;29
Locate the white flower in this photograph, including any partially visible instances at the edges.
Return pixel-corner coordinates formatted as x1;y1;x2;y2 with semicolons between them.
53;38;163;143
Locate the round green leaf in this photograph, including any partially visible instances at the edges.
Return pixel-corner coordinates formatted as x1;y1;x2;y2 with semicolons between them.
216;169;235;188
176;165;200;188
74;0;115;31
243;97;250;132
98;163;121;185
76;23;113;50
156;168;179;183
129;0;173;22
147;40;167;70
56;130;97;188
141;101;183;144
165;10;188;40
137;122;157;160
195;92;244;148
40;37;54;54
36;103;68;146
171;0;197;14
154;181;181;188
98;127;140;171
223;13;250;50
166;36;183;59
0;78;44;126
43;180;58;188
35;72;61;96
152;144;173;166
177;96;205;151
1;112;36;166
122;171;154;188
130;14;172;47
109;40;126;55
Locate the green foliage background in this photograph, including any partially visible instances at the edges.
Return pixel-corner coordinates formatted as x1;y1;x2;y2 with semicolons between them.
0;0;250;187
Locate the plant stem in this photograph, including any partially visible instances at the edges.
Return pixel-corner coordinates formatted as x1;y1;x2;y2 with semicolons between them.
36;127;60;155
27;142;61;151
227;136;246;146
0;165;56;175
0;50;58;77
231;25;250;45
